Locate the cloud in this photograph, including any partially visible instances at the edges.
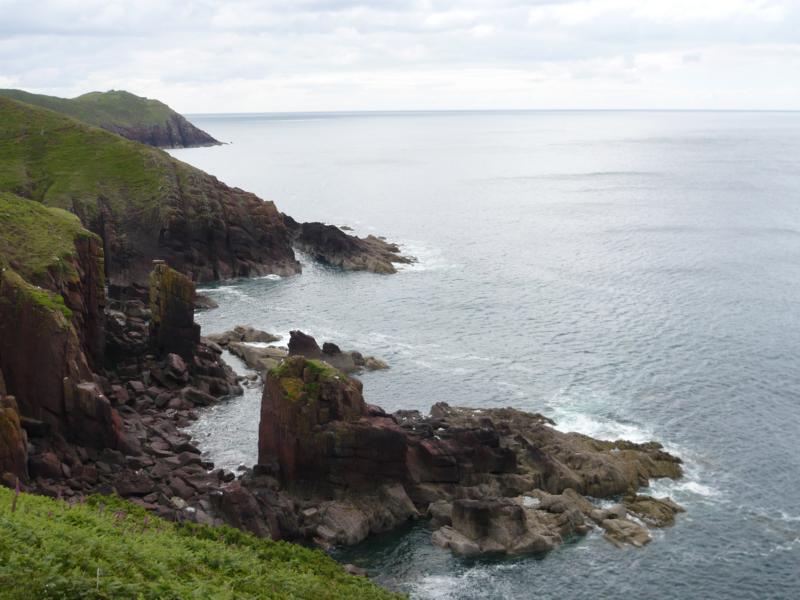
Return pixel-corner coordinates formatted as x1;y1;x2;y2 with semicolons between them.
0;0;797;110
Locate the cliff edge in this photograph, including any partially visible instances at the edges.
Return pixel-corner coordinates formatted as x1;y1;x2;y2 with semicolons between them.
0;88;219;148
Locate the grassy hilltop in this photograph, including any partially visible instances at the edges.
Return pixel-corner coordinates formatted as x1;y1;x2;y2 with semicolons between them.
0;89;219;148
0;95;171;219
0;96;297;285
0;488;400;600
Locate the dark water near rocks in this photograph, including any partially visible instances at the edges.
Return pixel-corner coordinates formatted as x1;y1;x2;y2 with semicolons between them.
170;111;800;600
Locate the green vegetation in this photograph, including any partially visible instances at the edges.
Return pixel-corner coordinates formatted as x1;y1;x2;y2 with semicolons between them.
271;358;343;381
0;268;73;321
272;358;346;404
304;359;344;379
0;191;92;283
0;88;184;129
0;488;402;599
0;96;174;223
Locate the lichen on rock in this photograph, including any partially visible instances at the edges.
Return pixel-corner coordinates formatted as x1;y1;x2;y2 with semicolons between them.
148;261;200;360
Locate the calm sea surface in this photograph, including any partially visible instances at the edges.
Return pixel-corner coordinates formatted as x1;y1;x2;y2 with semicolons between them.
170;111;800;600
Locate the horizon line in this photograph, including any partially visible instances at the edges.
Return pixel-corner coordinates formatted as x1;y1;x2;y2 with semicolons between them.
186;107;800;118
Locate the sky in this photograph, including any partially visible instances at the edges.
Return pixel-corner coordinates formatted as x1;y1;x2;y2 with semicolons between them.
0;0;798;112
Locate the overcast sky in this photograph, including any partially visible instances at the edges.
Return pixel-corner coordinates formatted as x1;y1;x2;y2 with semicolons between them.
0;0;798;112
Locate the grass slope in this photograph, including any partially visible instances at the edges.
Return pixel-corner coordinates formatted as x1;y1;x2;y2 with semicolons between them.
0;88;201;131
0;488;401;600
0;95;181;224
0;191;93;282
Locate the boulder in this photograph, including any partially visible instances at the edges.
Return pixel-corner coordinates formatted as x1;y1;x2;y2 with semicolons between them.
206;326;281;346
181;387;216;407
315;503;371;546
287;331;388;374
29;452;64;480
287;330;322;358
601;518;652;548
194;293;219;312
166;353;189;381
433;497;563;556
227;342;286;375
624;494;685;527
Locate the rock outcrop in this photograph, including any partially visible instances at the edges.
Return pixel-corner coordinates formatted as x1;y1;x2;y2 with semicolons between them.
206;329;388;376
246;358;684;555
103;111;219;149
288;330;388;373
0;194;123;450
149;262;201;360
284;216;413;274
206;326;282;346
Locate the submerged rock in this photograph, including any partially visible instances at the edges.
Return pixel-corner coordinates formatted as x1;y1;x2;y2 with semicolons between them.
623;494;685;527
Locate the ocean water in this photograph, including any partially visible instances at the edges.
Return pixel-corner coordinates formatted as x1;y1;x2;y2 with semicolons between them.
170;111;800;600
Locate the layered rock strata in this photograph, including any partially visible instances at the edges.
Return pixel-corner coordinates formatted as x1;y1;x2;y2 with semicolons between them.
18;263;245;524
239;356;684;556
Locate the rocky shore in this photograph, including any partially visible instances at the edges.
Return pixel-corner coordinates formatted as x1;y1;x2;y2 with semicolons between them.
1;261;686;561
0;91;686;584
219;354;685;556
284;215;414;274
206;327;389;375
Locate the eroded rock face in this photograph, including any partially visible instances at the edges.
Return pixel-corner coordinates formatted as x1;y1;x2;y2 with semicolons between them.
252;359;685;554
104;112;220;149
0;248;123;451
82;173;301;289
258;356;376;481
284;216;413;274
149;262;200;360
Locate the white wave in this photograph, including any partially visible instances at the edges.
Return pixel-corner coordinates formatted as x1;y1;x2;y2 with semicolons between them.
545;390;722;504
779;511;800;522
548;408;655;444
255;273;283;281
396;241;460;273
410;564;518;600
242;341;278;348
198;285;245;297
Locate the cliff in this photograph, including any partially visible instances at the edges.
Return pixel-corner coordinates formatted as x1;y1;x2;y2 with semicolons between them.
0;88;219;148
0;193;122;449
0;97;300;287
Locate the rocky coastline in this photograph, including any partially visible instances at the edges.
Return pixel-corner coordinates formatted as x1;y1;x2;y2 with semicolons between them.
1;264;686;564
0;90;686;590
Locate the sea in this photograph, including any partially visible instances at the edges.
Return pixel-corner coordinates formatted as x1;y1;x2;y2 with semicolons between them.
168;110;800;600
